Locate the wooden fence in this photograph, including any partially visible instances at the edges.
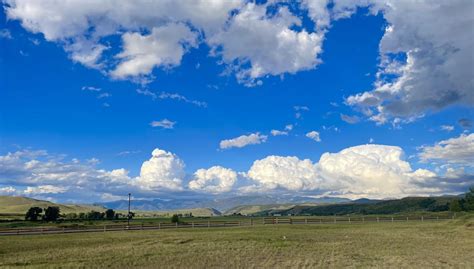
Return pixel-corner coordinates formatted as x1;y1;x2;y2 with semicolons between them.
0;215;454;236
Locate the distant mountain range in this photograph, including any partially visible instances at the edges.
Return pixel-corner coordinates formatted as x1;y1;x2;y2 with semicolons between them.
0;194;460;218
98;195;352;212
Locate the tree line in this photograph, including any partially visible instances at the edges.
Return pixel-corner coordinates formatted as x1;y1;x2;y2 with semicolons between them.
25;207;134;221
449;187;474;212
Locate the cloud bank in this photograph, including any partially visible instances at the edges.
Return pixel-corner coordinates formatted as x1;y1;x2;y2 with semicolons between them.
2;134;471;202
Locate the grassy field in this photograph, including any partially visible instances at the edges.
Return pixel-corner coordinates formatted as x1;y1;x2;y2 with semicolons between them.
0;216;472;268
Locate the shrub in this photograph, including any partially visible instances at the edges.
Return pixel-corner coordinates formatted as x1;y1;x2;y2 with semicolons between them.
171;214;179;223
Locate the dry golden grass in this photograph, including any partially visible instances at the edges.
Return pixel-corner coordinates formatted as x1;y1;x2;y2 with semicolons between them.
0;218;473;268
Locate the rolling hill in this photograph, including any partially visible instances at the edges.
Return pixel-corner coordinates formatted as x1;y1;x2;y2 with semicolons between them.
254;196;456;216
0;196;221;218
0;196;106;215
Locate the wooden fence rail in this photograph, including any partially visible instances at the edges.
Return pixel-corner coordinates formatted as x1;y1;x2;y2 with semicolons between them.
0;215;454;236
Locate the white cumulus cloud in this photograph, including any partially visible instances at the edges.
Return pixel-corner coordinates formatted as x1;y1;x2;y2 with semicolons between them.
136;149;185;191
219;133;268;149
208;3;324;85
246;156;320;191
418;133;474;167
306;131;321;142
342;0;474;123
111;23;198;79
189;166;237;194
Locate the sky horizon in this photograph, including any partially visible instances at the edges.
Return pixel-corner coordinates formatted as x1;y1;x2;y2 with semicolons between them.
1;0;473;204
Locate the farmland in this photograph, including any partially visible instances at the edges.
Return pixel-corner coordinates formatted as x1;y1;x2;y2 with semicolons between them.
1;215;473;268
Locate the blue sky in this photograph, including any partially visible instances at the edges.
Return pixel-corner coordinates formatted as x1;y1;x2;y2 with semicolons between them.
0;0;473;203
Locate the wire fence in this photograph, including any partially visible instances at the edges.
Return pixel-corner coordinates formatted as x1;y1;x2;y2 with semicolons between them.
0;214;455;236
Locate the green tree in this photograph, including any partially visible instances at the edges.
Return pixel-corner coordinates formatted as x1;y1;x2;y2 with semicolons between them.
462;187;474;211
449;199;462;212
65;213;78;219
25;207;43;221
43;206;60;221
105;209;116;220
171;214;179;223
87;211;105;220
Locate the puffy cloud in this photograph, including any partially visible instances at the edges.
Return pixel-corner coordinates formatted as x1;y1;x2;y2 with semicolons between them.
219;133;268;149
188;166;237;193
208;3;324;85
418;133;474;167
1;143;471;202
306;131;321;142
246;156;320;191
150;119;176;129
243;144;461;199
111;23;198;79
136;149;185;191
0;150;133;202
5;0;241;75
316;144;425;198
343;0;474;123
301;0;330;29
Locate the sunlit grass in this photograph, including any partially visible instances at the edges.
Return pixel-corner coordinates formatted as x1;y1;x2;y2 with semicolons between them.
1;217;473;268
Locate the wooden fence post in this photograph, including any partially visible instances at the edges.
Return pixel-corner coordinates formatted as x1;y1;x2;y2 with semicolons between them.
208;220;210;228
305;218;307;224
377;217;379;223
421;216;424;222
348;217;351;223
391;217;393;222
158;222;161;230
192;222;194;228
103;225;106;232
176;222;178;228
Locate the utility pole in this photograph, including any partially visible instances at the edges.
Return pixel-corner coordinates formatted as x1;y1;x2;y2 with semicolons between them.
127;193;131;227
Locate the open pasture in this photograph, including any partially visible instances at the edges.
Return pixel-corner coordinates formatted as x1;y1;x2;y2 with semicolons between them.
0;216;473;268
